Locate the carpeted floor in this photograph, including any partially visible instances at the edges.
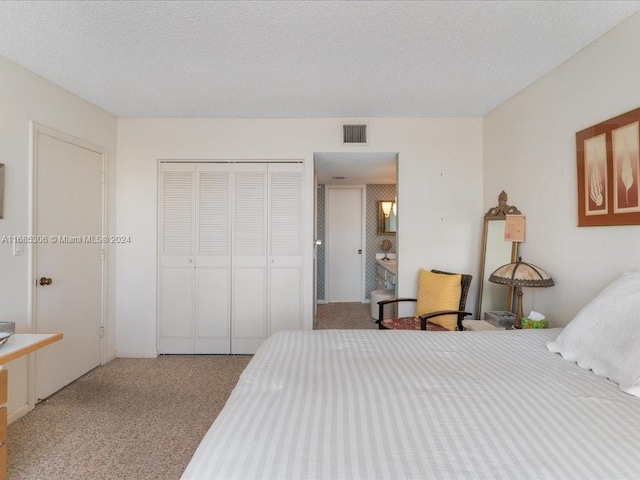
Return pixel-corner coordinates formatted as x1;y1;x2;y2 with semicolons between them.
6;302;374;479
315;302;378;329
7;356;251;480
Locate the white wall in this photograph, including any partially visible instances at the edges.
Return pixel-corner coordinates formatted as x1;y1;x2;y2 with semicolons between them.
484;12;640;325
0;56;117;420
116;118;483;356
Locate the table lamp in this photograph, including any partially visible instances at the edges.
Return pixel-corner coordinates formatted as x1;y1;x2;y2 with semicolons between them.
488;257;554;329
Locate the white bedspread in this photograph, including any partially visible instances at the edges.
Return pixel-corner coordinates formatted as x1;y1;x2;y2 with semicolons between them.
182;329;640;479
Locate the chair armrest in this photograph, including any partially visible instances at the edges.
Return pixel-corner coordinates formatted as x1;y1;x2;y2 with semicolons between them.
378;298;417;323
377;298;417;307
418;310;472;330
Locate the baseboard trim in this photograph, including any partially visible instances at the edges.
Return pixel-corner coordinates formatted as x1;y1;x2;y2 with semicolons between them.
316;299;327;304
8;404;31;425
116;350;158;358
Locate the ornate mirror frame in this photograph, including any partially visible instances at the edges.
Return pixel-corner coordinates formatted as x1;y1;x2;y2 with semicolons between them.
476;191;521;319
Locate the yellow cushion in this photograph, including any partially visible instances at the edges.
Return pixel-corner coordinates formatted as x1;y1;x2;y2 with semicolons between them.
415;270;462;331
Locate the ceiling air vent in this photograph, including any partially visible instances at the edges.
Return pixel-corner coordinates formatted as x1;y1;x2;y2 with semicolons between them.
342;124;367;144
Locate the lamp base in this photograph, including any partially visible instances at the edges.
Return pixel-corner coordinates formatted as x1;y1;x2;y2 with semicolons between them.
514;287;523;329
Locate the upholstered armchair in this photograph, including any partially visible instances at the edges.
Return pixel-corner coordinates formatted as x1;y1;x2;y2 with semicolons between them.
377;269;472;331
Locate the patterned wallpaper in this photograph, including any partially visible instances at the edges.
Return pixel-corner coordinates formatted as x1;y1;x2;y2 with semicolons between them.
365;185;396;299
316;184;396;302
316;185;326;301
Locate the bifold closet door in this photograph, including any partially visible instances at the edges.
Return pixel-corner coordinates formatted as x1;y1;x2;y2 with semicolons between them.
230;163;304;354
159;163;232;354
231;164;268;354
195;163;231;353
158;163;197;353
267;163;304;337
159;162;304;355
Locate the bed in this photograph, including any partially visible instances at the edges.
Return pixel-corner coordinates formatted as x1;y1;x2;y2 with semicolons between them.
181;326;640;480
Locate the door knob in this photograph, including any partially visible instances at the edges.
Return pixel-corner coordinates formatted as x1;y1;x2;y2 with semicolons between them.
39;277;53;286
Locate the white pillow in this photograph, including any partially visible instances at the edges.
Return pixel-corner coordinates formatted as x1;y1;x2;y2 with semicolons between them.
547;271;640;397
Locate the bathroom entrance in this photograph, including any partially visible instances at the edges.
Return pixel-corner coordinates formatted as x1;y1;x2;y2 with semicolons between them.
313;152;398;327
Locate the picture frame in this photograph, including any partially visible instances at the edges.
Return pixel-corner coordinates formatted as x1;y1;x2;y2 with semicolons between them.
576;107;640;226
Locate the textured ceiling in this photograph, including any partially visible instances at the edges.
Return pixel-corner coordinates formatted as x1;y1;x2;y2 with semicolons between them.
0;1;639;118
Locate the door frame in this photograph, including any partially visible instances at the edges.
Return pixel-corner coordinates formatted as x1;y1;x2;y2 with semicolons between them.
313;172;318;327
28;122;107;410
324;184;366;303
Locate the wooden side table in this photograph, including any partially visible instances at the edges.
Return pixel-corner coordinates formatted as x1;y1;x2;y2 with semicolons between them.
0;333;63;479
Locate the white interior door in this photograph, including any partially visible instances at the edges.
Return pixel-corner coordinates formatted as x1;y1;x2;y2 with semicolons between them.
326;186;364;302
33;126;104;401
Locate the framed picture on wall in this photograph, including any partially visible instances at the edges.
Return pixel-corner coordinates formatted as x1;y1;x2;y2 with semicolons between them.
576;106;640;226
612;121;640;214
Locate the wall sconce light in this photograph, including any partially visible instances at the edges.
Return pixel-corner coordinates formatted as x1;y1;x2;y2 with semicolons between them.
381;201;393;217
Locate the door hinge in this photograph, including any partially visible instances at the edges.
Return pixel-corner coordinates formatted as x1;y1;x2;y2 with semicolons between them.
100;250;105;261
100;326;105;338
101;172;105;184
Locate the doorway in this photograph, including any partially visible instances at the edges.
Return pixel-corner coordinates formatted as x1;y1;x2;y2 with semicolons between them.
313;152;398;323
31;123;105;402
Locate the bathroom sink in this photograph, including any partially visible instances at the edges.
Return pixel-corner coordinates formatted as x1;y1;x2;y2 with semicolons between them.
376;259;397;272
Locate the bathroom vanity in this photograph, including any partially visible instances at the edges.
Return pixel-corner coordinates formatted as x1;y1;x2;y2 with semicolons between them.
376;259;397;291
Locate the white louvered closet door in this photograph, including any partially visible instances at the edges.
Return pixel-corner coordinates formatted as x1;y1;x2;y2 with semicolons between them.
195;163;231;353
159;163;196;353
159;161;304;355
268;163;304;336
231;163;268;354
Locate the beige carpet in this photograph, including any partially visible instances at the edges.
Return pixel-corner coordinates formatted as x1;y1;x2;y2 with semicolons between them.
6;303;373;479
316;302;378;329
7;355;250;480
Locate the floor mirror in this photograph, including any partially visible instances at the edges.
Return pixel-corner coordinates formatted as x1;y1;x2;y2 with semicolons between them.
476;191;521;319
